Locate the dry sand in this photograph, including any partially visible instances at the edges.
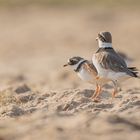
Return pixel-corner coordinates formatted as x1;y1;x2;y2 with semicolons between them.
0;6;140;140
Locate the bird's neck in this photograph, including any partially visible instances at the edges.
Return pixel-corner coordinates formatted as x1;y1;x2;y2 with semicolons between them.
98;41;112;48
73;60;87;72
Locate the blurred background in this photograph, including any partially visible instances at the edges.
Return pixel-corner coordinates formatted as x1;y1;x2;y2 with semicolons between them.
0;0;140;90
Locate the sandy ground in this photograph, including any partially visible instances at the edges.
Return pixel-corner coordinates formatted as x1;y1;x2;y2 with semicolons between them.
0;6;140;140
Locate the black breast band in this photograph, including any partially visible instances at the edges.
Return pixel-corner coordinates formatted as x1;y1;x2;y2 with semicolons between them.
96;47;113;53
74;60;87;72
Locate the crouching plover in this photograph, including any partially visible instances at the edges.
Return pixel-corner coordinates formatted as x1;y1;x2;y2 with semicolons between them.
64;56;111;101
92;31;139;99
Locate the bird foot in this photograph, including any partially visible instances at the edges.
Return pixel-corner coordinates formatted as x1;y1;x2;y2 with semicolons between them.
93;97;101;103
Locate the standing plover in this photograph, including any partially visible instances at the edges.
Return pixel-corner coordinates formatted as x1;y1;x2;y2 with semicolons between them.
92;31;138;99
64;56;111;101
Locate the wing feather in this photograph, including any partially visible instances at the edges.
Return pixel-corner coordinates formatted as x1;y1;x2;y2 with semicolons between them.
99;50;128;72
83;61;97;76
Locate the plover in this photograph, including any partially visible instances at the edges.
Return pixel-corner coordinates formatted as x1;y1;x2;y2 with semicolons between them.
92;31;139;99
64;56;111;101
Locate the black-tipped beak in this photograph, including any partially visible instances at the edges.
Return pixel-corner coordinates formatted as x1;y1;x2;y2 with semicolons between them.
63;64;69;67
96;37;98;41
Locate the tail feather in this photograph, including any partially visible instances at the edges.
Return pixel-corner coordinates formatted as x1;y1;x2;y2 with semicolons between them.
128;67;138;71
128;67;139;78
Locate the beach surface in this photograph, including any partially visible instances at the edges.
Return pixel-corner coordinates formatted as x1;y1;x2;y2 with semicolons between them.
0;6;140;140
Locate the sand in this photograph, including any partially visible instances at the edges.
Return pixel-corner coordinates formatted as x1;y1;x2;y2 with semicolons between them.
0;6;140;140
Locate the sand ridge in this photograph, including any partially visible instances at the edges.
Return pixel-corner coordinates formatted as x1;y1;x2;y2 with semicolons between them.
0;84;140;140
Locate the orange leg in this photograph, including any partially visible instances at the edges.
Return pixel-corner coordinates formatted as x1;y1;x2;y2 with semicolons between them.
92;85;102;102
110;88;117;104
91;84;99;99
111;80;118;100
112;89;117;99
94;85;102;99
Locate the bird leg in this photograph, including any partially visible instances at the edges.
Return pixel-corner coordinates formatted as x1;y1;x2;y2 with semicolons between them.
94;85;102;99
91;84;99;99
112;89;117;99
92;84;102;102
111;80;118;101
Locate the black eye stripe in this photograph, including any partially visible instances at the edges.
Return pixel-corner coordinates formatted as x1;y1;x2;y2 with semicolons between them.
98;34;106;42
70;59;76;63
68;57;83;65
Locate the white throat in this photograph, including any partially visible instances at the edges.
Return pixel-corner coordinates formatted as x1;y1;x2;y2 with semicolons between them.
98;40;112;48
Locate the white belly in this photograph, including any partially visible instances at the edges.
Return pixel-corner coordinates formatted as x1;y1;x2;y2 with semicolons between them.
92;54;130;81
77;68;96;84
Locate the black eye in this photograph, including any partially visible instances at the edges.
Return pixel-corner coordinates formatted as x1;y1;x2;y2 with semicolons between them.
69;59;78;65
70;59;76;63
98;34;106;42
70;59;74;63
